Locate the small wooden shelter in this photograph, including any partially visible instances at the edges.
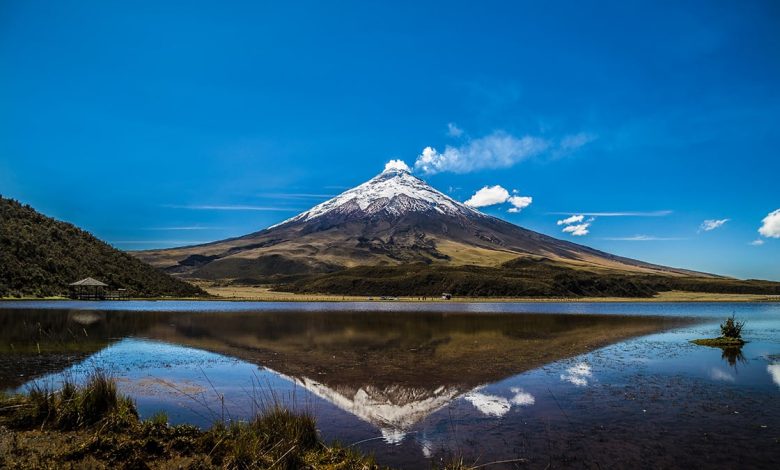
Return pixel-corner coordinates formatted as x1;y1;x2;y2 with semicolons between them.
69;277;108;300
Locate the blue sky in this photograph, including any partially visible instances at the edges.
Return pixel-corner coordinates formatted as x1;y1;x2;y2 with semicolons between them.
1;0;778;280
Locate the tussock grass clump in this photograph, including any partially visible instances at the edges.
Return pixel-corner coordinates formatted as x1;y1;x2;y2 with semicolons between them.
0;374;382;469
204;405;319;469
0;370;137;431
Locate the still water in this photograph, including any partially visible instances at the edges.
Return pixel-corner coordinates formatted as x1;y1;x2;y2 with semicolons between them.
0;301;778;468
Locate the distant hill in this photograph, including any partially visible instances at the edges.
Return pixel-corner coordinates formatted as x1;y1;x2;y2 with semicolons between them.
0;196;205;298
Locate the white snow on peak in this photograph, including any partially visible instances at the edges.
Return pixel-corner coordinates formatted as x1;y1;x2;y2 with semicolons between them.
269;166;480;228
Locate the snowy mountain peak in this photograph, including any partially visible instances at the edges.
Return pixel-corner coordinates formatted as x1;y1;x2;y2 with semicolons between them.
270;164;480;228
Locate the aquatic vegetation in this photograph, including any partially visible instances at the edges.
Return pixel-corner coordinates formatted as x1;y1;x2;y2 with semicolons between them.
720;314;746;339
691;337;745;347
0;374;382;469
692;315;747;347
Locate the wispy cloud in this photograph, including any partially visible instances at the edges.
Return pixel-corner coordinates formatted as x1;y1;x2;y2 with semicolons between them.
415;131;549;174
758;208;780;238
699;218;729;232
164;204;299;211
559;132;597;152
413;125;596;175
144;226;226;231
256;193;336;200
548;210;672;217
602;235;687;241
447;122;463;137
750;239;765;246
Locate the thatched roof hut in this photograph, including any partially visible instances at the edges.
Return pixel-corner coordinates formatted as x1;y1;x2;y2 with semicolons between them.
69;277;108;300
69;277;108;287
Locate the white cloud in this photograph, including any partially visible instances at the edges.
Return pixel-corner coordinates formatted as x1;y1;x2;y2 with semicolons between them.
464;185;510;208
384;159;411;172
700;218;729;232
557;214;584;225
447;122;463;137
758;209;780;238
414;131;549;174
750;239;765;246
464;186;533;212
562;223;590;236
560;362;593;387
507;195;533;213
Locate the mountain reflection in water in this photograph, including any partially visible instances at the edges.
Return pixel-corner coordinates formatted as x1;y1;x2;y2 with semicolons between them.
0;309;684;433
5;305;780;468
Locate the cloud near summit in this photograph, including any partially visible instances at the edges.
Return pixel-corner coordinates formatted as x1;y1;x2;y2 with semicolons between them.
384;159;411;172
414;128;594;175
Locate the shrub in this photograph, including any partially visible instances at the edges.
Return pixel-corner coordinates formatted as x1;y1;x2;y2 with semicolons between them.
720;314;745;339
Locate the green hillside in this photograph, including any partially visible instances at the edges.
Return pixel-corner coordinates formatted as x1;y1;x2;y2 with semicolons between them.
0;196;205;298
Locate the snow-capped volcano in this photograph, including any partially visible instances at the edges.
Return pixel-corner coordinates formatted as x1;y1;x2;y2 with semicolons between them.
270;164;480;229
135;163;707;282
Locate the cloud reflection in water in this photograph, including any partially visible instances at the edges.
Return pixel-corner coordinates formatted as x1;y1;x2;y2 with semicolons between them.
463;387;535;417
768;364;780;389
560;362;593;386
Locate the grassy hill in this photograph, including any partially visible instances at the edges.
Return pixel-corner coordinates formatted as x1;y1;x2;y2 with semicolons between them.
273;257;780;298
0;196;205;298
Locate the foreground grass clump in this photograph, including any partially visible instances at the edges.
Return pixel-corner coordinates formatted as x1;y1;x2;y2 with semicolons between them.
1;370;137;431
691;314;747;347
0;373;381;469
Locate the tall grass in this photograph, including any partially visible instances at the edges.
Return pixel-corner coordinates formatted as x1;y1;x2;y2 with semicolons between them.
0;372;380;468
0;370;137;431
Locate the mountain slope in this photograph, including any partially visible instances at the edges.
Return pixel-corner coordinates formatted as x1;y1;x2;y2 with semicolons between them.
135;166;706;281
0;196;205;298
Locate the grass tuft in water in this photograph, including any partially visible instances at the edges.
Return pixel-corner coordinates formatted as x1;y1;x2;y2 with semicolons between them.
0;373;382;468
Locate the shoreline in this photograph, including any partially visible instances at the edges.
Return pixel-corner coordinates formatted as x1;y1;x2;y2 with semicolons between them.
2;290;779;303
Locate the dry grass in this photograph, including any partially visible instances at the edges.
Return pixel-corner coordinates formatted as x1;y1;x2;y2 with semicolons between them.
197;284;779;303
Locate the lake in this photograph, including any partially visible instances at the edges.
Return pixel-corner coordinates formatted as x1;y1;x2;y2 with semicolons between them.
1;301;778;468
